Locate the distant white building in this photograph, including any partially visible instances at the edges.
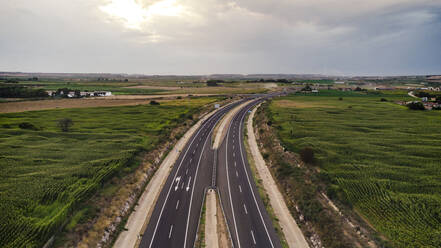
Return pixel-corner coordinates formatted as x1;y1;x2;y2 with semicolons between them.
214;104;220;109
94;91;112;97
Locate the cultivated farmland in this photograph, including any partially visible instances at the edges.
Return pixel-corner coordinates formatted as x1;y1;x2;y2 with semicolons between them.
268;91;441;247
0;97;219;247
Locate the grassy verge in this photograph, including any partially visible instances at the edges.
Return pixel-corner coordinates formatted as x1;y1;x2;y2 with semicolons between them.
243;112;289;248
267;90;441;247
0;97;220;247
195;192;207;248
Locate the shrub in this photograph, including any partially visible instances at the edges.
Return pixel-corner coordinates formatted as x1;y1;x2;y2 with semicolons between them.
338;97;343;101
58;118;73;132
300;147;315;164
149;100;160;105
381;98;388;102
18;122;38;130
406;101;425;110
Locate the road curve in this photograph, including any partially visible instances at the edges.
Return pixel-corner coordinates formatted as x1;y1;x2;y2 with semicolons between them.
217;99;282;248
139;100;243;248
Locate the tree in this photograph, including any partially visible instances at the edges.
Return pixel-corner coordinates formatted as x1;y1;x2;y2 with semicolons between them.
301;85;312;91
58;118;73;132
300;147;315;164
406;101;425;110
206;81;218;87
150;100;160;105
74;90;81;98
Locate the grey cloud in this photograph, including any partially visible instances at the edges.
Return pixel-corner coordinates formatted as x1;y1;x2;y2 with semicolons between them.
0;0;440;75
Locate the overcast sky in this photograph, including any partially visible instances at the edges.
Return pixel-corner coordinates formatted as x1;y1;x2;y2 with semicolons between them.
0;0;440;75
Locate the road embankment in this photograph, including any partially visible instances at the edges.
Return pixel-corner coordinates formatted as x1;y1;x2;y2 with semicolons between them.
114;106;221;248
246;104;309;248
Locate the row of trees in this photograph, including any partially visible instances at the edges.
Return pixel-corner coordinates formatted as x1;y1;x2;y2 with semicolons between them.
0;85;48;98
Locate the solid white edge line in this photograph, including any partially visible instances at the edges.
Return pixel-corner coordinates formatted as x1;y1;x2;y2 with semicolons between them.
148;111;218;248
226;107;242;248
239;102;275;248
184;109;226;248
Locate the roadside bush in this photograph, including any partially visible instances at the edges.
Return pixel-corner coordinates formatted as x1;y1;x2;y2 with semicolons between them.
338;97;343;101
58;118;73;132
18;122;38;130
300;147;315;164
406;101;425;110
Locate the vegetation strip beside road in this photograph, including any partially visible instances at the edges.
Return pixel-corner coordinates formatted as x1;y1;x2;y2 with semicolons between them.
246;103;309;248
255;100;375;248
267;90;441;247
0;97;221;248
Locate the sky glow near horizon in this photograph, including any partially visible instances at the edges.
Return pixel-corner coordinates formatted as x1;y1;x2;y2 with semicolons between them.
0;0;440;75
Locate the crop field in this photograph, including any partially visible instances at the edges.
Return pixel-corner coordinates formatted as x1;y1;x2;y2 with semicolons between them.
268;90;441;247
15;81;165;95
10;80;271;96
0;97;219;247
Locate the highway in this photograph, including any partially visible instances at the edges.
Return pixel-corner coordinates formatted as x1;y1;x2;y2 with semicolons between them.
139;100;243;248
217;99;282;248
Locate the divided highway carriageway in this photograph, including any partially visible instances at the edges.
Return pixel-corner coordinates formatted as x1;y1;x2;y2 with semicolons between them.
139;96;282;248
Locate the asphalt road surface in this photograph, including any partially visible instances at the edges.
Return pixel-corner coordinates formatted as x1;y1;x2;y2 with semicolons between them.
217;99;282;248
140;100;243;248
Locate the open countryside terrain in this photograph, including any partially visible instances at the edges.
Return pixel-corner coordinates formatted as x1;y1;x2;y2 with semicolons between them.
1;78;270;99
268;90;441;247
0;97;220;247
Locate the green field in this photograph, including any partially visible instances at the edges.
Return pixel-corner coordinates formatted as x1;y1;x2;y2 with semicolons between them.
268;90;441;247
15;80;165;95
0;97;219;247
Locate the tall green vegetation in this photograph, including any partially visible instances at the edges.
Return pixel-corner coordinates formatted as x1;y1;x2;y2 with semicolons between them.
0;97;218;247
268;91;441;247
0;85;48;98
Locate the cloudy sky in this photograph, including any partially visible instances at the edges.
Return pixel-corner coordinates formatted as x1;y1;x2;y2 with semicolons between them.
1;0;440;75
